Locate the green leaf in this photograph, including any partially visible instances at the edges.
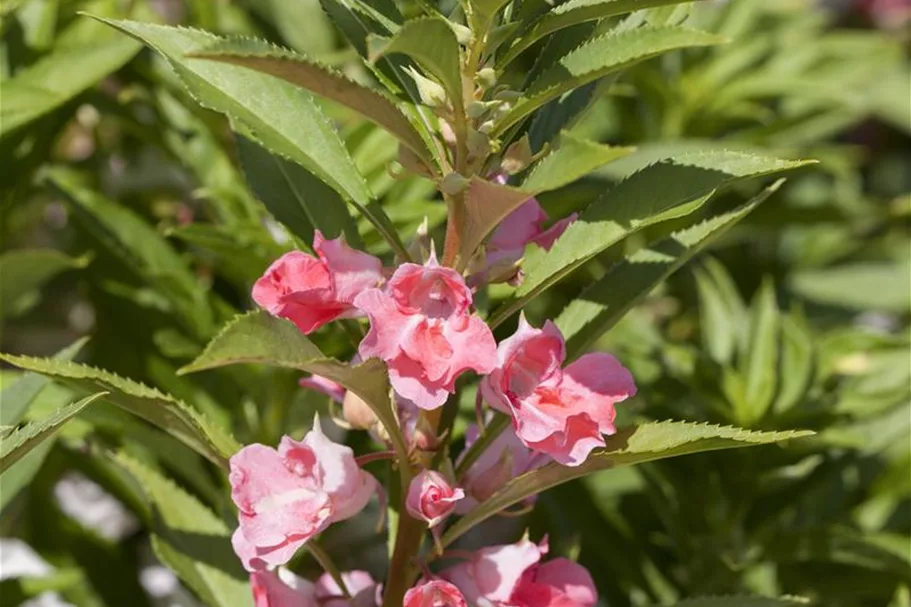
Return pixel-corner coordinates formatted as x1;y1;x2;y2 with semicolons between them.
663;597;810;607
521;132;634;193
1;392;106;474
0;13;140;136
179;311;410;476
236;135;362;247
94;17;372;208
0;249;90;318
695;258;745;366
740;278;780;425
499;0;699;66
190;37;435;165
556;182;780;358
0;353;240;467
458;177;536;267
368;17;463;108
774;310;815;413
488;152;810;328
493;26;725;136
442;420;813;547
44;168;214;339
113;453;252;607
789;261;911;313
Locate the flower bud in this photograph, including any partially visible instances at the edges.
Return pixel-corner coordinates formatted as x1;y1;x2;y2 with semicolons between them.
405;66;448;108
406;470;464;528
404;580;466;607
476;67;497;88
343;390;379;430
450;22;472;45
501;136;533;175
439;172;470;195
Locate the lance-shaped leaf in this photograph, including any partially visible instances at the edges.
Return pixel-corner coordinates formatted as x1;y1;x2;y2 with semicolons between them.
521;132;634;193
368;17;463;107
0;249;90;318
487;152;812;328
0;392;106;474
114;454;252;607
179;311;410;474
190;37;435;166
441;421;813;547
94;17;372;208
740;278;780;425
662;598;810;607
0;353;240;467
0;10;140;136
556;181;781;358
493;26;725;137
499;0;699;67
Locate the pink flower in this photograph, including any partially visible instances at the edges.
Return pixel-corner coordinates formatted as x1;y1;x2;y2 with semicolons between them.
316;570;381;607
230;419;378;571
484;199;577;284
251;569;316;607
253;231;383;334
441;538;596;607
481;315;636;466
404;580;467;607
299;375;346;403
455;424;548;514
406;470;465;527
354;255;497;410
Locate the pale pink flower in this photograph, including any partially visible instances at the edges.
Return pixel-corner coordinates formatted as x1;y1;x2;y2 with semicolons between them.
404;579;467;607
441;537;596;607
481;315;636;466
455;424;548;514
406;470;465;527
354;255;497;410
230;419;377;571
251;569;316;607
316;570;381;607
253;231;383;334
299;375;346;403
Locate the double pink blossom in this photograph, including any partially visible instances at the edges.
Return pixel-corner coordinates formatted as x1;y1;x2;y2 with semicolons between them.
481;315;636;466
317;570;382;607
406;470;464;527
441;537;597;607
404;579;467;607
230;419;377;571
253;231;383;334
250;569;380;607
354;255;497;410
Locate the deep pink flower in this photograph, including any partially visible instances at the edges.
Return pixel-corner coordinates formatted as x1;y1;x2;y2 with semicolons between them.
354;255;497;410
481;315;636;466
316;570;381;607
404;579;467;607
455;424;548;514
253;231;383;334
441;538;596;607
230;419;377;571
406;470;465;527
251;570;316;607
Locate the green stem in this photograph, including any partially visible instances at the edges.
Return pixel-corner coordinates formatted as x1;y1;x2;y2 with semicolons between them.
382;514;426;606
308;540;350;599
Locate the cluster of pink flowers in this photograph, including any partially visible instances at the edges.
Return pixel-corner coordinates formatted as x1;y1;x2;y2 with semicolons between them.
236;199;635;605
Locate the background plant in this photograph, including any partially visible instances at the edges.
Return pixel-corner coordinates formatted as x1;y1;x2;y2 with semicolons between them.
1;0;908;606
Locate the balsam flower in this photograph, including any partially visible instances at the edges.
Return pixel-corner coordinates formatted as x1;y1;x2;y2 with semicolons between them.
253;231;383;334
441;537;596;607
481;315;636;466
251;569;316;607
406;470;464;527
316;570;381;607
404;579;467;607
230;419;377;571
354;255;497;410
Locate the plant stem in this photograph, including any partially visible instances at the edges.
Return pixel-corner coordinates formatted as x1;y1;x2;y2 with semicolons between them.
308;540;350;599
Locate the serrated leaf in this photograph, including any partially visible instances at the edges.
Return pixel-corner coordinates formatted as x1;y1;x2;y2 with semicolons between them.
740;278;780;425
113;453;252;607
0;249;90;318
0;13;140;136
1;392;106;474
0;353;240;467
664;597;810;607
179;311;409;468
494;26;724;136
488;152;810;328
44;168;214;339
94;17;372;208
521;132;634;193
368;17;463;107
556;182;780;358
454;177;536;268
235;135;362;247
442;420;813;547
191;37;434;165
500;0;699;66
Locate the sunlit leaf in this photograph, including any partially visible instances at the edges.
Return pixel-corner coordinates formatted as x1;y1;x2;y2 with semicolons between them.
521;132;634;194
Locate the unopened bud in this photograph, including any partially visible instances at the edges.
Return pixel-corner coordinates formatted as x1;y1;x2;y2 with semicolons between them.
477;120;495;134
450;22;472;45
440;172;470;194
476;67;497;88
405;66;447;108
343;391;379;430
501;136;532;174
407;216;433;262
